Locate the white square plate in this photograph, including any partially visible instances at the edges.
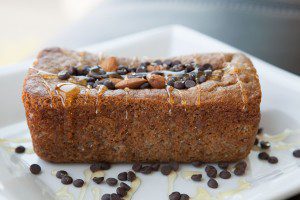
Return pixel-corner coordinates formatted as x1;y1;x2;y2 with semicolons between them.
0;25;300;200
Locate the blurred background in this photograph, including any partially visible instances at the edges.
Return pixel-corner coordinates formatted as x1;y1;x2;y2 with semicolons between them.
0;0;299;75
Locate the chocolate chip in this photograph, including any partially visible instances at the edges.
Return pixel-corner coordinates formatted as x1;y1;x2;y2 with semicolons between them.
169;191;181;200
30;164;41;175
180;194;190;200
268;156;278;164
140;62;150;67
191;174;202;182
68;66;78;75
150;163;160;171
136;66;147;73
207;178;218;189
234;167;245;176
218;162;229;170
260;141;271;149
170;162;179;171
101;194;111;200
254;138;259;145
172;60;181;66
103;80;115;90
15;145;25;153
257;128;263;135
204;69;212;76
219;170;231;179
90;163;102;172
56;170;68;179
127;171;136;182
120;182;131;191
58;70;70;80
117;172;128;181
140;82;151;89
161;165;172;176
106;178;118;186
77;66;91;75
235;161;247;170
205;165;217;178
202;63;213;70
184;80;196;88
132;163;142;172
101;162;111;170
61;176;73;185
73;179;84;188
140;166;152;174
191;161;203;167
258;152;269;160
185;65;195;73
197;75;206;84
93;177;104;184
293;149;300;158
116;187;127;197
111;193;121;200
154;60;163;65
174;81;185;89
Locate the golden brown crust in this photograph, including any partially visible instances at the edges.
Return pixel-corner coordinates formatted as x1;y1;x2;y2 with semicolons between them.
22;47;261;163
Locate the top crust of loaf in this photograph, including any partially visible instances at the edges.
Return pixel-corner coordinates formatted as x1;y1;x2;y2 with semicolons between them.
23;47;261;110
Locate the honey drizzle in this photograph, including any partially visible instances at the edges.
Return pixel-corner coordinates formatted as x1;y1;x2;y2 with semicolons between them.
95;85;108;114
55;83;80;107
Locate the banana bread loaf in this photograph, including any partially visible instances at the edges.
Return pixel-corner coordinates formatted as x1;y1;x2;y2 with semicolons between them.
22;47;261;163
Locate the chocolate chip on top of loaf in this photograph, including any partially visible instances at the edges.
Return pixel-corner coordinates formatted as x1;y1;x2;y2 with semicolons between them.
56;58;216;90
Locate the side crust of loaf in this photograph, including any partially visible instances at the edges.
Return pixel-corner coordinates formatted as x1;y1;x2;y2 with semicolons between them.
22;48;261;163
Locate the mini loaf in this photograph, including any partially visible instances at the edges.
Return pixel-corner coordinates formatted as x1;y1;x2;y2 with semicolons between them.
22;47;261;163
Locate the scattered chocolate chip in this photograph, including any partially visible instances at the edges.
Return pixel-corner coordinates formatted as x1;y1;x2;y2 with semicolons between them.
170;162;179;171
268;156;278;164
197;75;206;84
116;187;127;197
150;163;160;171
140;166;152;174
68;66;78;75
111;193;121;200
103;80;115;90
30;164;41;175
61;176;73;185
161;165;172;176
90;163;102;172
260;141;271;149
73;179;84;188
191;174;202;182
77;66;91;76
120;182;131;191
106;178;118;186
293;149;300;158
56;170;68;179
15;145;25;153
254;138;259;145
218;162;229;169
192;161;203;167
180;194;190;200
234;167;245;176
58;70;70;80
257;128;263;135
93;177;104;184
140;82;151;89
127;171;136;182
184;80;196;88
117;172;128;181
101;194;111;200
219;170;231;179
136;66;147;73
205;165;217;178
169;191;181;200
235;161;247;170
207;178;218;189
258;152;269;160
174;81;185;89
132;163;142;172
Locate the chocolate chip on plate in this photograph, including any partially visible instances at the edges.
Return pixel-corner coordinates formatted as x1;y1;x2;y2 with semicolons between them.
161;165;172;176
101;194;111;200
56;170;68;179
219;170;231;179
293;149;300;158
15;145;25;154
73;179;84;188
234;167;246;176
257;127;263;135
93;177;104;184
260;141;271;149
268;156;278;164
117;172;128;181
111;193;121;200
116;186;127;197
218;162;229;170
120;182;131;191
184;80;196;88
132;163;142;172
127;171;136;182
207;178;218;189
150;163;160;171
29;164;41;175
100;162;111;170
106;178;118;186
191;174;202;182
235;161;247;169
169;191;181;200
254;138;259;145
174;81;185;89
170;162;179;171
180;194;190;200
58;70;70;80
140;166;152;174
258;152;269;160
205;165;217;178
61;176;73;185
192;161;203;167
90;163;102;172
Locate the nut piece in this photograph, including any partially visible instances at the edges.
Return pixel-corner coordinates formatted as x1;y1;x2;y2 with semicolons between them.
115;78;147;89
146;74;165;89
100;57;118;72
147;65;165;72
